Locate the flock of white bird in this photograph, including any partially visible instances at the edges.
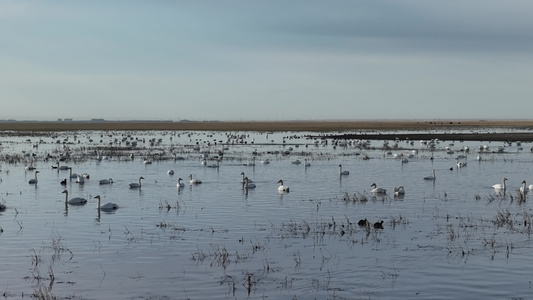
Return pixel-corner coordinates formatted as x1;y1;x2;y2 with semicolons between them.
3;131;532;214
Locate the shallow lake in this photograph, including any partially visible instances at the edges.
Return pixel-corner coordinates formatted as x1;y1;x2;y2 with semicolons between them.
1;129;533;299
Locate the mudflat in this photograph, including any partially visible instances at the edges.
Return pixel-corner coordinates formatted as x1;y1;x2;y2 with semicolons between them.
0;119;532;131
1;120;532;141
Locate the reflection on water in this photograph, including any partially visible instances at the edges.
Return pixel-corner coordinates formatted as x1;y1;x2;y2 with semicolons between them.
1;129;533;299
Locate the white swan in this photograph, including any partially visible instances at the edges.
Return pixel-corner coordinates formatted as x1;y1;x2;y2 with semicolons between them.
62;190;87;205
339;164;349;176
189;174;202;185
277;179;290;192
177;177;185;187
529;184;533;190
423;170;436;181
129;176;144;188
394;186;405;196
370;183;387;195
75;174;85;184
28;171;39;184
519;180;528;194
99;178;113;185
243;177;256;189
94;195;118;211
167;169;175;175
456;158;467;168
492;177;507;190
241;172;254;184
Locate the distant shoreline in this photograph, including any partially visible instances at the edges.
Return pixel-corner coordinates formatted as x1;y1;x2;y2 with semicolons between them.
1;120;533;141
0;120;533;132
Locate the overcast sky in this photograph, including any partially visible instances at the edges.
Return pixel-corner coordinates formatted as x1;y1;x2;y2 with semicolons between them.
1;1;532;121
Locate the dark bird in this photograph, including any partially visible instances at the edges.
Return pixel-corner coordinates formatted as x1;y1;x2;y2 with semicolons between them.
358;219;369;226
373;220;384;229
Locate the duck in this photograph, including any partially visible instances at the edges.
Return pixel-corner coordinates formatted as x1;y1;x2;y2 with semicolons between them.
393;186;405;196
167;169;175;175
492;177;507;190
373;220;384;229
189;174;202;185
62;190;87;205
99;178;114;185
94;195;118;211
423;169;436;181
243;177;256;189
338;164;349;176
60;178;67;185
277;179;290;192
370;183;387;195
357;219;369;226
28;171;39;184
129;176;144;188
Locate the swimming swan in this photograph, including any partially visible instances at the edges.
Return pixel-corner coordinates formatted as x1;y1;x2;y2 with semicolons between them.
243;177;256;189
492;177;507;190
99;178;114;185
241;172;254;184
28;171;39;184
277;179;290;192
424;170;436;181
94;195;118;211
177;178;185;187
370;183;387;195
394;186;405;196
129;176;144;188
62;190;87;205
189;174;202;185
339;164;349;176
519;180;528;194
456;158;467;168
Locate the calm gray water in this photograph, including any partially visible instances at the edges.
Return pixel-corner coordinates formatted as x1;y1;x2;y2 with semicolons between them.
1;130;533;299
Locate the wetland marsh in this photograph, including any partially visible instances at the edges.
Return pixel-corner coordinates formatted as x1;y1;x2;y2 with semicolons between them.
1;122;533;299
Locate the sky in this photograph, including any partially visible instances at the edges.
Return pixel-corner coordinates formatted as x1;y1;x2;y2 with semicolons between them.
1;1;533;121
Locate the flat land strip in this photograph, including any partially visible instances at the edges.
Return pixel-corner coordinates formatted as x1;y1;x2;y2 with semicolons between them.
1;120;533;141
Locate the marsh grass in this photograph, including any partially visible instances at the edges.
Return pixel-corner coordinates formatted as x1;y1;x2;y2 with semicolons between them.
26;232;73;300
